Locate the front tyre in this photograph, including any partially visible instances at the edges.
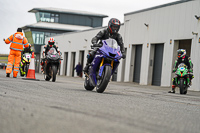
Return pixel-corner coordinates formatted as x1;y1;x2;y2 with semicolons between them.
25;64;29;77
84;76;95;91
179;79;186;94
52;65;57;82
96;65;112;93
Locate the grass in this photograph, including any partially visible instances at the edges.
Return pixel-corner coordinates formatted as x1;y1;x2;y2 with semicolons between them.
0;57;8;60
0;56;8;63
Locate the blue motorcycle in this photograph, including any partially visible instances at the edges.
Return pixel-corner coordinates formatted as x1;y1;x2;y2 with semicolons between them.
84;39;122;93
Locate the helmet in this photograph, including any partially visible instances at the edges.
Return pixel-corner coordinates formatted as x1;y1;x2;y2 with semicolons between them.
24;44;31;52
177;49;186;58
108;18;121;34
48;37;55;47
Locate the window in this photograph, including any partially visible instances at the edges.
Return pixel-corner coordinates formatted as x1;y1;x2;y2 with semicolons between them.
39;12;51;22
37;12;59;23
35;12;40;22
32;31;44;45
51;13;59;23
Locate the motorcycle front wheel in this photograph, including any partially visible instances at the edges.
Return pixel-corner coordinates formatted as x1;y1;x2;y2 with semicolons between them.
52;65;57;82
179;78;187;94
96;65;112;93
25;64;29;77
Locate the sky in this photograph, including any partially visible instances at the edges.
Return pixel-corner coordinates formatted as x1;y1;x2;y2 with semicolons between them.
0;0;178;54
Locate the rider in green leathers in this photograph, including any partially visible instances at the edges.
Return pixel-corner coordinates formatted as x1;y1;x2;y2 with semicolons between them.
169;49;194;93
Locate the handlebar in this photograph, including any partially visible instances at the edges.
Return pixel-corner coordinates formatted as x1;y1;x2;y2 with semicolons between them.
90;44;102;49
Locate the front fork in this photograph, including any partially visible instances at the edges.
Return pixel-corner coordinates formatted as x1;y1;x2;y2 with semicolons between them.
174;76;190;85
99;58;114;69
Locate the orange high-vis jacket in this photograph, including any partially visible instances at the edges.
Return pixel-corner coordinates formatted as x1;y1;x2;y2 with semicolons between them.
5;32;29;51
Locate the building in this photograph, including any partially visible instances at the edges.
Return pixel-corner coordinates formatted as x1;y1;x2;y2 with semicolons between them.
22;7;108;72
123;0;200;91
44;0;200;91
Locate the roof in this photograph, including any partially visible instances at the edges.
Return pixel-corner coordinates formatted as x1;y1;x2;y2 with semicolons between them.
51;23;124;37
29;7;108;18
125;0;193;16
22;22;93;31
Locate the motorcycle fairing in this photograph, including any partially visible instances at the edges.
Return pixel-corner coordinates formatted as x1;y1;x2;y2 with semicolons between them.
99;40;122;60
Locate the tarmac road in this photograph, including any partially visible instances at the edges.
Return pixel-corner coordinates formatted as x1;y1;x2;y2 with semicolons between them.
0;69;200;133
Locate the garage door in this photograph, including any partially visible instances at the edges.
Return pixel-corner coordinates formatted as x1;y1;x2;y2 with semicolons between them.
152;44;164;86
133;45;142;83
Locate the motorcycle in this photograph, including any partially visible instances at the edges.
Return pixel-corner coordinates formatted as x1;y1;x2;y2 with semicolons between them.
175;63;190;94
43;48;62;82
20;53;32;77
84;39;122;93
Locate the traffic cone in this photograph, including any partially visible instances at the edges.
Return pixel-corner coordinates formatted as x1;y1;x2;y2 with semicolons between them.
23;52;39;81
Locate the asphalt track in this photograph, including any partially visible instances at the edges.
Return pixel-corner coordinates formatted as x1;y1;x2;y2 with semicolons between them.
0;69;200;133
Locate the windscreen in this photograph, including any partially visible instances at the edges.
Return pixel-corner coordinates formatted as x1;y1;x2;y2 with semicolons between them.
48;48;57;55
178;63;186;68
24;53;31;59
103;39;118;49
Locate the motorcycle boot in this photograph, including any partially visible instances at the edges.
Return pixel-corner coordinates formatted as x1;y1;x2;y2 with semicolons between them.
20;66;25;76
168;85;176;93
40;59;45;74
83;52;95;74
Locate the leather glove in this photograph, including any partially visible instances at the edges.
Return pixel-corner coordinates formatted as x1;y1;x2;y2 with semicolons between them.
189;69;193;73
172;69;176;73
3;38;5;41
122;53;126;59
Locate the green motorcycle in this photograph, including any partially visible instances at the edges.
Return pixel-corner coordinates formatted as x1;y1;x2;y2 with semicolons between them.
175;63;190;94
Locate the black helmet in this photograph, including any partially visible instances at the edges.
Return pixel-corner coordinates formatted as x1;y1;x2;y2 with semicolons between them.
108;18;121;34
177;49;186;58
24;44;31;52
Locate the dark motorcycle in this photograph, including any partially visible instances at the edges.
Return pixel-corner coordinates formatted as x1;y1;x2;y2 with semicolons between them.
43;48;62;82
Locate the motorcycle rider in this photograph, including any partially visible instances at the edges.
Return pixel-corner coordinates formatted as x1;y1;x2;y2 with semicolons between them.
168;49;194;93
83;18;126;73
40;37;60;72
20;44;33;76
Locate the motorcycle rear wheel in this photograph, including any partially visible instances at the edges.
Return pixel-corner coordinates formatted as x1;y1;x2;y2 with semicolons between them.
96;65;112;93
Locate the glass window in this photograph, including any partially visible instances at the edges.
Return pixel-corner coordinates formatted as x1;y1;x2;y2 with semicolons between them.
39;12;51;22
54;17;59;23
51;13;59;23
50;33;56;36
45;32;51;37
38;12;59;23
35;12;40;22
32;31;45;45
